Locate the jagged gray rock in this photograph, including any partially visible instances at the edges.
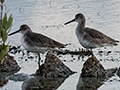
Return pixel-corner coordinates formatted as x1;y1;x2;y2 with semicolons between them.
35;51;76;78
0;54;21;87
81;56;105;77
0;54;21;72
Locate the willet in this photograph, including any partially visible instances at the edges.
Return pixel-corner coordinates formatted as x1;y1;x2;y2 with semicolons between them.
64;13;119;56
9;24;65;69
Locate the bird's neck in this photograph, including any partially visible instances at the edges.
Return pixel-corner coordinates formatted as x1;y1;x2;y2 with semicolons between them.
76;20;85;33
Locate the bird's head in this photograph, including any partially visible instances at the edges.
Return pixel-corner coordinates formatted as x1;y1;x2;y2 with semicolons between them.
64;13;85;25
9;24;31;36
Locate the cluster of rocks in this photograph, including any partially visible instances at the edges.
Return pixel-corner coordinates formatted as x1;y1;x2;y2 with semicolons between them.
1;47;119;90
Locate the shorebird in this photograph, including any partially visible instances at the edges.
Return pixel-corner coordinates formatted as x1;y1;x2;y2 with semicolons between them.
64;13;119;56
9;24;65;69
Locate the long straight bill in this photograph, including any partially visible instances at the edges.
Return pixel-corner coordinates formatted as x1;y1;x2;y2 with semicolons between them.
64;19;75;25
8;30;21;36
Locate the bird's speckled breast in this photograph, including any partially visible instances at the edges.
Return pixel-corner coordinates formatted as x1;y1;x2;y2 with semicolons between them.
21;35;31;51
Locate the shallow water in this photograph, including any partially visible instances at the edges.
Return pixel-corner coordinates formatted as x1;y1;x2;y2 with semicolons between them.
1;0;120;90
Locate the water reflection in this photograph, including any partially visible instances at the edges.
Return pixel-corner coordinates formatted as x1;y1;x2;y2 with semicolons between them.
22;76;66;90
0;72;14;87
77;76;104;90
77;68;117;90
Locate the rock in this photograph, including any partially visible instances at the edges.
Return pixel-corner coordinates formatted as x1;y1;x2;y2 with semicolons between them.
81;56;105;77
0;54;21;87
0;79;8;87
78;56;118;90
77;68;118;90
0;54;21;72
35;51;76;78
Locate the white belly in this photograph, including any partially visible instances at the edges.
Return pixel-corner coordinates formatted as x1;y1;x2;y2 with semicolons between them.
75;30;94;49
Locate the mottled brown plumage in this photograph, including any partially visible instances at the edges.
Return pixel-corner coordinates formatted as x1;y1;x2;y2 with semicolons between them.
84;27;119;47
24;30;64;48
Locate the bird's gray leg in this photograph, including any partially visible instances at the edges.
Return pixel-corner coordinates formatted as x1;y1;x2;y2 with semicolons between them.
38;53;41;69
23;50;29;61
90;49;94;57
26;51;29;61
